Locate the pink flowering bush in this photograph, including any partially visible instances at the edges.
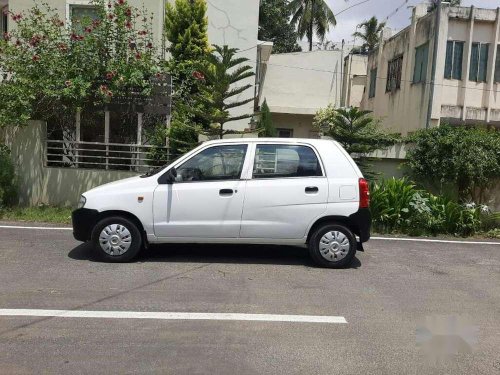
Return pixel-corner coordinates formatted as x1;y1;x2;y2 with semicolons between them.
0;0;164;127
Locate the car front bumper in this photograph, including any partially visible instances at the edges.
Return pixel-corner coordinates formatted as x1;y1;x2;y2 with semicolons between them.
72;208;99;242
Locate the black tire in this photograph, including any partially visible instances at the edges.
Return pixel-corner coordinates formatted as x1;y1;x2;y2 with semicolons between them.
308;223;356;268
91;216;143;262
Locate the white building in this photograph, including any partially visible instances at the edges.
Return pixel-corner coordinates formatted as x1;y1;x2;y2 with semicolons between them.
257;50;345;138
361;3;500;134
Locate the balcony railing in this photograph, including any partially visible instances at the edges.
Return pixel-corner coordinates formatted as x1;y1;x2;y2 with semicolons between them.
45;140;176;173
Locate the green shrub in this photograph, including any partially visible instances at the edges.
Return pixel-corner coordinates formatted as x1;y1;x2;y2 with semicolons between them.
406;125;500;201
0;145;17;209
370;178;495;237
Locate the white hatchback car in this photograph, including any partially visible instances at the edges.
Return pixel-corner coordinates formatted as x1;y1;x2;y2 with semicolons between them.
72;138;371;268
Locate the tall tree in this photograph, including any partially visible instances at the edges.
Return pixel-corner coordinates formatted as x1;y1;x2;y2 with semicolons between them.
162;0;211;156
198;45;255;139
259;0;301;53
289;0;336;52
256;100;276;137
314;106;399;176
164;0;209;62
352;16;386;53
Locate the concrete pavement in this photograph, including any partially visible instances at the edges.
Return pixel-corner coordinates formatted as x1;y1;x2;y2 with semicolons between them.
0;225;499;374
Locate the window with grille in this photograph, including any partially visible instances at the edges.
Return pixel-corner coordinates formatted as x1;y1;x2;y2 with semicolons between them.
413;43;429;83
368;68;377;98
69;4;100;33
444;40;464;80
469;42;489;82
494;45;500;82
386;56;403;92
1;7;7;38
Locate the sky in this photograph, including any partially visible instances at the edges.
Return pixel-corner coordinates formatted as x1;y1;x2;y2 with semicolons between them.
319;0;497;47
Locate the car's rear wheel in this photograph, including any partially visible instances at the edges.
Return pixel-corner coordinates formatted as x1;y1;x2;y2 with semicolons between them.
309;224;356;268
91;216;142;262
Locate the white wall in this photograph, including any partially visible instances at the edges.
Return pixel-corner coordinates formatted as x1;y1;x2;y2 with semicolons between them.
205;0;260;131
261;50;343;115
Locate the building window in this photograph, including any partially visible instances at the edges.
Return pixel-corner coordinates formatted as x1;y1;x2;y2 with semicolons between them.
368;68;377;98
469;42;489;82
69;4;100;33
386;56;403;92
277;128;293;138
495;45;500;82
444;40;464;80
413;43;429;83
1;6;8;38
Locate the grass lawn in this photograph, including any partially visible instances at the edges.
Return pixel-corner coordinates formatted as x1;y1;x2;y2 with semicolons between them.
0;206;73;224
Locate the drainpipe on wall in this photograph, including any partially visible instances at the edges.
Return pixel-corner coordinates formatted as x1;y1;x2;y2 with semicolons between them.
426;0;441;129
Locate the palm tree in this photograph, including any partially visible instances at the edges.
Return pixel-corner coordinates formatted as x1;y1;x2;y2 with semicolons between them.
289;0;336;52
352;16;386;53
199;45;255;139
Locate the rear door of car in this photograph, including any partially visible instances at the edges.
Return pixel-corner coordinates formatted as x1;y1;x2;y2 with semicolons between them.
240;142;328;239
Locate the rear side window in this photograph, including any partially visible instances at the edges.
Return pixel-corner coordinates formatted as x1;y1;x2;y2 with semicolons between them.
253;144;323;178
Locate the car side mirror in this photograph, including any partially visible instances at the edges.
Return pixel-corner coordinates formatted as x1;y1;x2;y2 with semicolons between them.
165;167;177;184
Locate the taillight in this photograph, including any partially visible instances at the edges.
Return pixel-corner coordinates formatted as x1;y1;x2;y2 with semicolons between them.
359;178;370;208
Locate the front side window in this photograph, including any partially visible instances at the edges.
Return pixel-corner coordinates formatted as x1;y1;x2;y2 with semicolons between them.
444;40;464;80
413;43;429;83
175;145;247;182
253;144;322;179
469;42;489;82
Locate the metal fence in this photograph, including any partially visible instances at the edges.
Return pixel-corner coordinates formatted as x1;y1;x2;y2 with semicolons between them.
45;140;175;173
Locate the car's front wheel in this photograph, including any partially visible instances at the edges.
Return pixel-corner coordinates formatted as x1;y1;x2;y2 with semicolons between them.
309;224;356;268
91;216;142;262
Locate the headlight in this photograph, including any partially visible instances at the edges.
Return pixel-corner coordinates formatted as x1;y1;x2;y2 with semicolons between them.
78;195;87;209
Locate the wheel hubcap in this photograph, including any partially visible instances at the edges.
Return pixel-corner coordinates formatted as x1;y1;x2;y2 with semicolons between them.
319;231;350;262
99;224;132;256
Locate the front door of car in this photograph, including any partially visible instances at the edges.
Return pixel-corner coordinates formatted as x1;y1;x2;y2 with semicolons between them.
153;144;249;239
240;144;328;239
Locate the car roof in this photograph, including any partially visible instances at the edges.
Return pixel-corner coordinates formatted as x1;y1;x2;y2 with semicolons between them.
202;138;335;146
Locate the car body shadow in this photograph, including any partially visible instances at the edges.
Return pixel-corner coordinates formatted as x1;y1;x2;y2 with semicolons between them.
68;242;362;269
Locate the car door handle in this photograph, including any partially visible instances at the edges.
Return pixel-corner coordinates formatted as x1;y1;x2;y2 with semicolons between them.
305;186;319;194
219;189;234;196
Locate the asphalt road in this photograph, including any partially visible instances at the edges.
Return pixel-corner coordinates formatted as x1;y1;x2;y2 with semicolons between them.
0;223;499;374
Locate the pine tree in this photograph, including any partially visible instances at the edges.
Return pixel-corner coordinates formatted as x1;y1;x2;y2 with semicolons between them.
257;100;276;137
198;45;255;139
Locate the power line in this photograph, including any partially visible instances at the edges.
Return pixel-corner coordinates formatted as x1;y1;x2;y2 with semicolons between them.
243;58;500;94
383;0;413;23
335;0;372;17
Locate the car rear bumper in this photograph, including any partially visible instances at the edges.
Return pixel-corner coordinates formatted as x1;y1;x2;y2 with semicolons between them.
349;208;371;243
72;208;99;242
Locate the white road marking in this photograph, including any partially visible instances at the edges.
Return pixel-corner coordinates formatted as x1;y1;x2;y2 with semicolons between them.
0;225;72;231
371;236;500;246
0;309;347;324
0;225;498;245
